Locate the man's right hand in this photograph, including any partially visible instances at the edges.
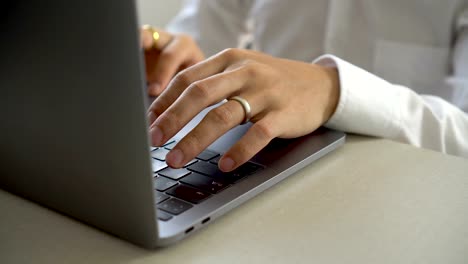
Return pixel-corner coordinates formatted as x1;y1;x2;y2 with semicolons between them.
141;26;205;96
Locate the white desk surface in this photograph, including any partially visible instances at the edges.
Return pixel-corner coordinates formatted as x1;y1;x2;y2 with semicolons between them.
1;136;468;264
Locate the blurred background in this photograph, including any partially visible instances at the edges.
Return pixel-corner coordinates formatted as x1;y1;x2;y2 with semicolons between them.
137;0;183;27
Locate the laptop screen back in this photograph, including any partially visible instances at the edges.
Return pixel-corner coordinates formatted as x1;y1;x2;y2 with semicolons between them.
0;0;159;248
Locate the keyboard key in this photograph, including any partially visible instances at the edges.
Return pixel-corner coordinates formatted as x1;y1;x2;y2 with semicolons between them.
155;191;170;204
236;162;264;176
187;162;239;183
221;172;247;182
151;158;168;172
151;148;170;161
219;162;263;182
158;198;193;215
188;161;262;183
166;184;211;204
158;167;191;180
197;149;219;161
153;177;178;191
209;155;221;165
188;161;222;177
157;210;173;221
183;159;198;167
181;172;229;194
163;140;176;149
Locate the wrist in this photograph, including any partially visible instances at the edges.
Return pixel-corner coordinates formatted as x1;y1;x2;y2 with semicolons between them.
321;66;340;124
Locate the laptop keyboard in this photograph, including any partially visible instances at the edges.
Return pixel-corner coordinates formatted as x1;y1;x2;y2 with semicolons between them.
152;140;264;221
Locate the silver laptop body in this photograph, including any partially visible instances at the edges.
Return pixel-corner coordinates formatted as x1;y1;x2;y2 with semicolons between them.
0;0;345;248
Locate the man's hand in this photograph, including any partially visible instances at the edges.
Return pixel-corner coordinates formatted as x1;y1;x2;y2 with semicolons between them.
147;49;340;172
141;27;205;96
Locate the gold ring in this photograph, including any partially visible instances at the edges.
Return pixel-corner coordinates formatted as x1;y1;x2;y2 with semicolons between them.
142;24;160;50
229;96;252;125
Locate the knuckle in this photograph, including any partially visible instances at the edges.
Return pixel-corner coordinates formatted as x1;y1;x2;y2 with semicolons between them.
160;49;176;61
252;122;275;141
173;71;193;88
220;48;243;61
242;61;261;77
187;80;211;99
148;105;162;117
148;101;168;118
181;133;203;154
160;110;181;132
207;106;234;127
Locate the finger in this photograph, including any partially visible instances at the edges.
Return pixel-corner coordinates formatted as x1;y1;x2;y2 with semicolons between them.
149;66;252;147
146;50;235;125
167;92;270;168
218;113;280;172
146;40;190;96
147;48;247;123
165;100;246;168
141;27;172;51
147;82;164;96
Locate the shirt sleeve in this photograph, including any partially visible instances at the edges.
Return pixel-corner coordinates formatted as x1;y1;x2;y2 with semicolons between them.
314;55;468;158
166;0;250;57
451;7;468;111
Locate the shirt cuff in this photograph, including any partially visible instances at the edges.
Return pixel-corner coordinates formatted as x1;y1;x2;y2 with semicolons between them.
313;54;402;139
456;8;468;33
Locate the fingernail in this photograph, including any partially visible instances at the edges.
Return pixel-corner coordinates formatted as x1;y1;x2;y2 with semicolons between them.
150;125;163;146
219;157;235;172
148;83;161;95
167;149;184;167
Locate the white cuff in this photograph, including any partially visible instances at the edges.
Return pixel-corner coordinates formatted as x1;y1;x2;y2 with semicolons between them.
456;8;468;33
313;54;402;139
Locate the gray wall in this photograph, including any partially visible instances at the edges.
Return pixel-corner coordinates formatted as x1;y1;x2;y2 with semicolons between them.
137;0;183;27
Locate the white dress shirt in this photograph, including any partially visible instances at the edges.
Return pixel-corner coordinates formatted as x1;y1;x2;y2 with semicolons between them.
167;0;468;157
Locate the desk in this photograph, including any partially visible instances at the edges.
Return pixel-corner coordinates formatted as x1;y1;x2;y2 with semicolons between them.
1;136;468;264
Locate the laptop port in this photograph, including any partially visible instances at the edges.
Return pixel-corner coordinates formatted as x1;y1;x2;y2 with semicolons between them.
201;217;211;224
185;226;194;234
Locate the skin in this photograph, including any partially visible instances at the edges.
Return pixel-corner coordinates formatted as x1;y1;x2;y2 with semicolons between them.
141;28;205;96
142;27;340;172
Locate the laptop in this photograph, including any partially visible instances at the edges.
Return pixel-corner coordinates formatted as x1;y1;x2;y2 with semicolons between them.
0;0;345;248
